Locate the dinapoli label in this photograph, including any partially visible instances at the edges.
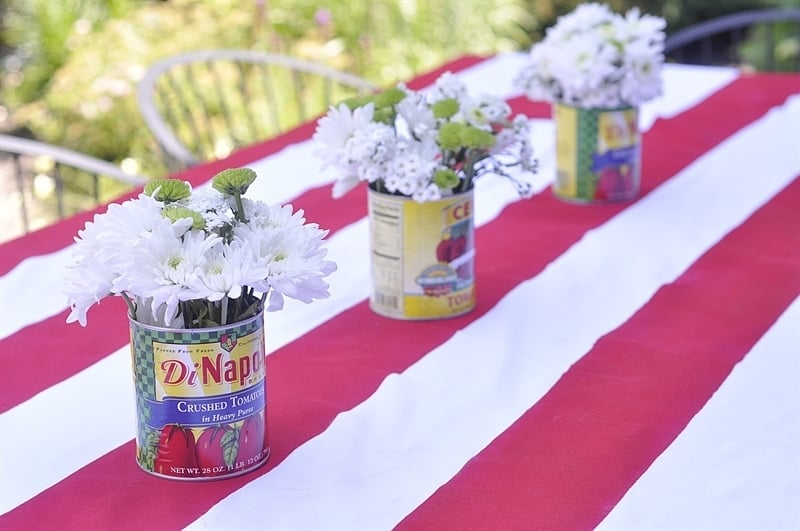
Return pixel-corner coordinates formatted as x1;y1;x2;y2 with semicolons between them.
129;312;269;480
368;189;476;320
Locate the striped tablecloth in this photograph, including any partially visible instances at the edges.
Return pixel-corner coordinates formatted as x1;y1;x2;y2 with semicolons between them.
1;53;798;531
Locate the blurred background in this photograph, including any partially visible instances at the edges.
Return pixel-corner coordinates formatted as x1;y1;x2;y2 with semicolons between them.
1;0;797;241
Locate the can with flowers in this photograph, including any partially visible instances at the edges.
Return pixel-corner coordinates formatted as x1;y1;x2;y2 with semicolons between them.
368;188;475;319
553;103;641;202
314;71;537;319
515;2;666;203
130;312;268;480
64;168;336;480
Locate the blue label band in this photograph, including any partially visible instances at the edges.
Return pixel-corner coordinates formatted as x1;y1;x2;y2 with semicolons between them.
146;382;266;428
591;145;638;172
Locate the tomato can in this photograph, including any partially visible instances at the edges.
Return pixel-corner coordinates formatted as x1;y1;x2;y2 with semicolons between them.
129;311;269;480
367;188;476;320
553;102;641;203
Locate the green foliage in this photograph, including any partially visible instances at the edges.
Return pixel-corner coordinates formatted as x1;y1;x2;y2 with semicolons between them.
1;0;536;183
1;0;135;105
739;18;800;71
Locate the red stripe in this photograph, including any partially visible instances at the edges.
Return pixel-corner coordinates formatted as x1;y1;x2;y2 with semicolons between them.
2;75;795;530
0;300;129;413
397;176;800;531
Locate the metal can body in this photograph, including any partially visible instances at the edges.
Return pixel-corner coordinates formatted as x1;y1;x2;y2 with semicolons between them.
368;189;476;320
129;312;269;480
553;103;641;203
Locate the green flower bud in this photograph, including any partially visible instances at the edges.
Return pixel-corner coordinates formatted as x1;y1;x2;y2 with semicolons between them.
432;98;459;119
162;205;206;230
341;96;369;110
144;179;191;203
373;107;395;124
461;127;496;149
374;87;406;108
212;168;257;196
437;122;466;150
433;168;460;189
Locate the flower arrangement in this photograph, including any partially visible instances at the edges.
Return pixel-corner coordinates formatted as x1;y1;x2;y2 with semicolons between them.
313;71;537;202
65;168;336;329
515;2;666;109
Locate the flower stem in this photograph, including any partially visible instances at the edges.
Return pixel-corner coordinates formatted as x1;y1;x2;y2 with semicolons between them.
233;192;248;223
461;152;477;193
121;292;137;319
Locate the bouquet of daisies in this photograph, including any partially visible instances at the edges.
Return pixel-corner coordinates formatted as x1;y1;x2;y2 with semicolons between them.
64;168;336;329
313;71;537;202
515;2;666;109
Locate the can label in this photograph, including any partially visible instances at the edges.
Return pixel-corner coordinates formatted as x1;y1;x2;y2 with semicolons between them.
554;103;641;202
368;189;475;320
129;313;269;480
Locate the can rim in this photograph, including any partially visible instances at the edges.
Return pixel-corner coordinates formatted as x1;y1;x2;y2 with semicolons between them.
367;186;474;203
553;101;638;112
128;309;264;334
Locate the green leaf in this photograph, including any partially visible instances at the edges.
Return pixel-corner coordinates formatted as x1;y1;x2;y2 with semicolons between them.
373;86;406;108
139;426;161;470
222;427;239;468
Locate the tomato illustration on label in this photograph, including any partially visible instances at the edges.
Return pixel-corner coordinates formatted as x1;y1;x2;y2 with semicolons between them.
154;424;198;475
237;413;265;463
196;425;237;475
436;234;466;264
436;225;470;280
594;165;633;201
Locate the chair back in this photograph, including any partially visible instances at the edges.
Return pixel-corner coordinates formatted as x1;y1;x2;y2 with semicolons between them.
0;134;147;240
664;8;800;70
137;49;377;170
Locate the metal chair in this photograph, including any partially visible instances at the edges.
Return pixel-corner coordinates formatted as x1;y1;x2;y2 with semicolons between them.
136;49;377;170
0;134;147;238
664;8;800;70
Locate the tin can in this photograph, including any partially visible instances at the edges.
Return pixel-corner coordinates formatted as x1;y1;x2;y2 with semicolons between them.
129;312;269;480
553;102;641;203
367;189;476;320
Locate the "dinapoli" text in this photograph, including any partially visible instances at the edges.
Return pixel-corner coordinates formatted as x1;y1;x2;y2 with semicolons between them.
160;351;263;388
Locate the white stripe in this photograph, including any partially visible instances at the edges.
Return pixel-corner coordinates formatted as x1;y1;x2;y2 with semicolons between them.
185;97;800;530
0;350;134;513
0;247;74;340
596;297;800;531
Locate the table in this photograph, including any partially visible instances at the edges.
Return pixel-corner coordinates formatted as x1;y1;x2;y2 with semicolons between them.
1;53;798;531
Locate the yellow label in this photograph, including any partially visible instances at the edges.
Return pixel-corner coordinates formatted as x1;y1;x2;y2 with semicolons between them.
598;109;638;151
369;190;475;319
554;104;578;197
153;328;264;400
